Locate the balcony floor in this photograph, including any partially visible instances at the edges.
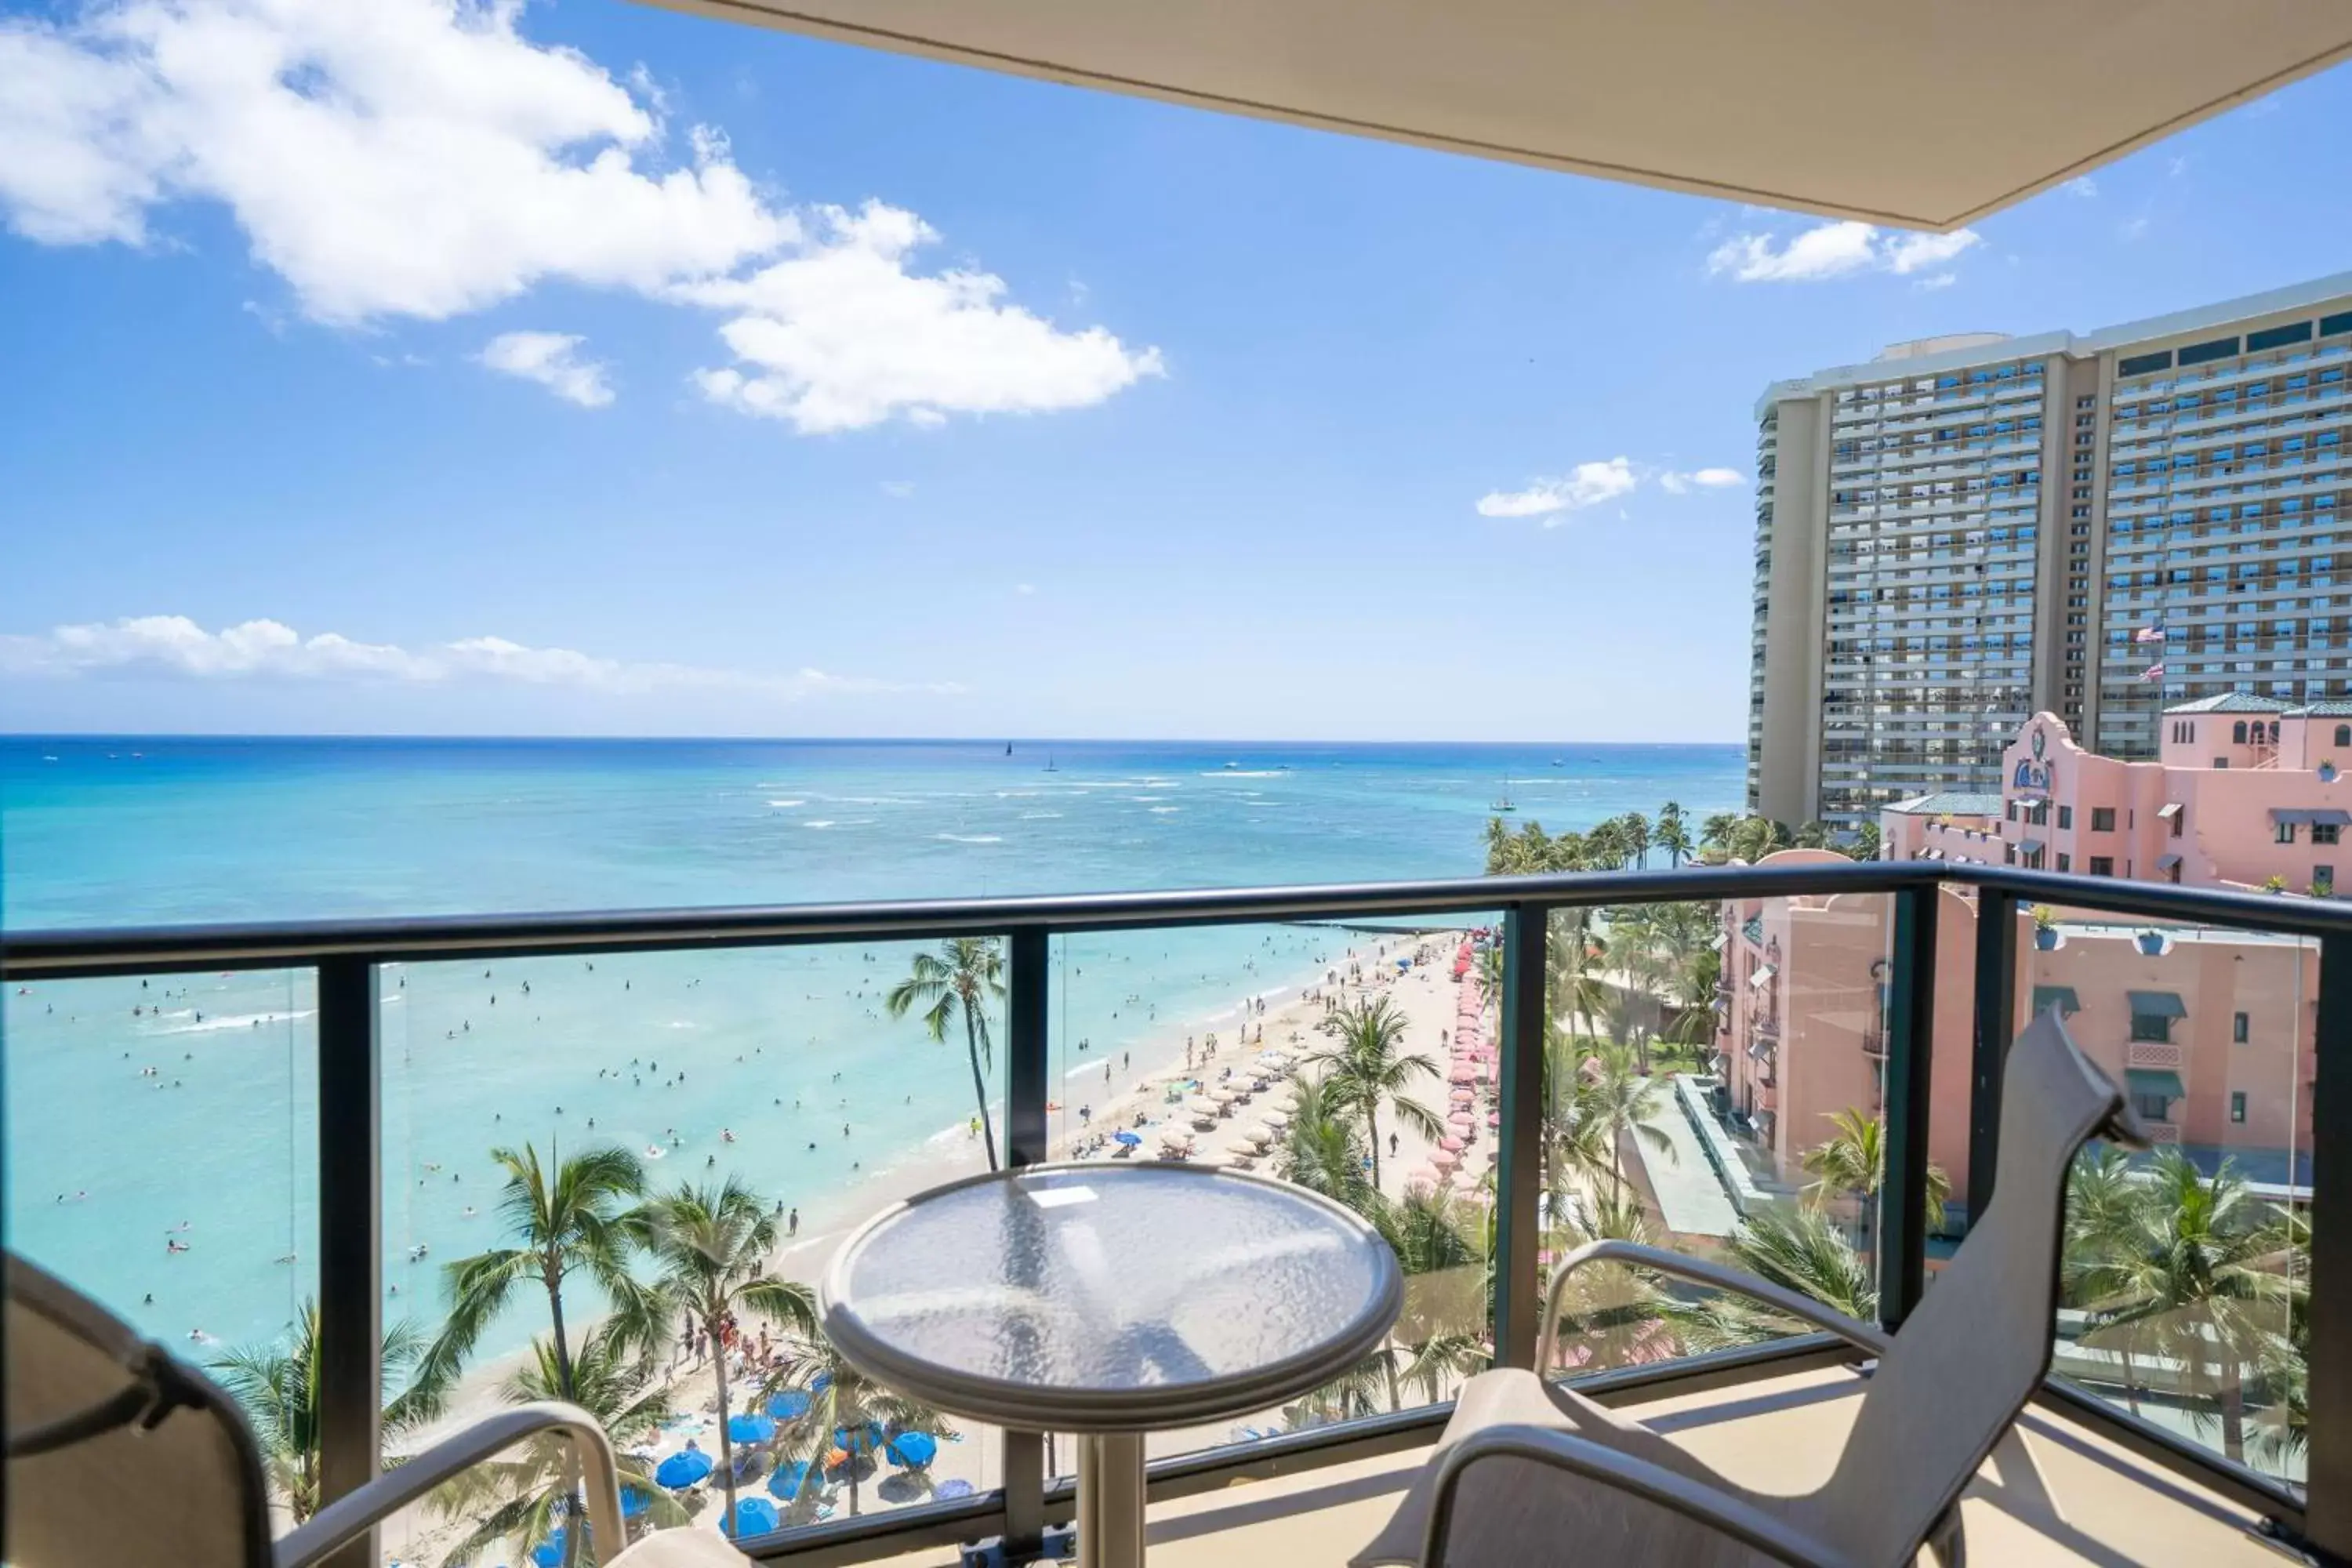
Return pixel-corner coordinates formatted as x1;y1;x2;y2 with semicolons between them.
880;1367;2284;1566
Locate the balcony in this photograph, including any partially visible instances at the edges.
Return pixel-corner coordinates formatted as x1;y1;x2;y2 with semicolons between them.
5;858;2344;1568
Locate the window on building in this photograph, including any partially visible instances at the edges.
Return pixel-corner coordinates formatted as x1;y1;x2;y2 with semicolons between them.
2129;1011;2173;1044
2336;724;2350;747
2278;821;2299;844
2089;855;2114;877
2320;866;2338;895
2090;807;2115;832
2216;758;2230;770
2234;1011;2251;1044
2234;720;2249;743
2318;823;2343;846
2230;1091;2248;1124
2056;851;2072;873
2057;805;2074;829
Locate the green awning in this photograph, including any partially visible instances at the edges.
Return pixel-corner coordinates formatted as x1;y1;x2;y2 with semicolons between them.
2126;990;2187;1019
2125;1068;2185;1102
2030;985;2079;1017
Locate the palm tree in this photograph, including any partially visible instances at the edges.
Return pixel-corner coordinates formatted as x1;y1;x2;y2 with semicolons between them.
2061;1145;2155;1416
1545;1186;1679;1373
424;1142;652;1403
763;1334;953;1519
886;938;1007;1171
1622;811;1653;869
1726;1203;1876;1323
639;1179;822;1534
211;1301;454;1526
1549;1038;1675;1207
1699;812;1739;861
1369;1182;1490;1410
2069;1150;2300;1462
1305;996;1443;1189
431;1323;687;1568
1655;802;1692;869
1276;1074;1377;1208
1798;1107;1952;1247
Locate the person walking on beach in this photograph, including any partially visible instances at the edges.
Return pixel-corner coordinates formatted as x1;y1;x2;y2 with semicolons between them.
788;1207;799;1237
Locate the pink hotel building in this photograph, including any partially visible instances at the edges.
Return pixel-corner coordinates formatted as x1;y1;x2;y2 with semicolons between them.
1714;703;2326;1217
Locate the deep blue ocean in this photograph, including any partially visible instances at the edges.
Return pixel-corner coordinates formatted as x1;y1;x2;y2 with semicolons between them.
2;736;1740;1359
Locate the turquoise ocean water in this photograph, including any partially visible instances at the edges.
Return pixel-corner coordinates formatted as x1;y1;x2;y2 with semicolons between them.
2;736;1740;1361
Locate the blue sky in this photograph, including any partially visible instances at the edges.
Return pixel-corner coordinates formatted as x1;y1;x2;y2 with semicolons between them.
3;2;2349;742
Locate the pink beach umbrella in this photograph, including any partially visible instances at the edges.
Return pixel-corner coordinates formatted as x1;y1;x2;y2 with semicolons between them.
1430;1149;1461;1173
1439;1135;1467;1153
1449;1087;1474;1105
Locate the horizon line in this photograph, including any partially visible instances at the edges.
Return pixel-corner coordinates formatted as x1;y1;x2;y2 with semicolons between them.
1;729;1746;748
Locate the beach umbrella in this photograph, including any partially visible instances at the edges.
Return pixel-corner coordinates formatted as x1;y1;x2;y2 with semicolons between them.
836;1420;886;1454
1448;1065;1478;1085
620;1486;652;1520
728;1411;778;1444
1430;1149;1461;1173
655;1446;713;1489
1185;1097;1221;1117
1112;1130;1142;1147
767;1459;815;1499
811;1371;833;1393
1449;1087;1474;1104
531;1529;572;1567
724;1497;782;1538
1439;1135;1467;1153
937;1479;978;1501
768;1390;813;1421
886;1431;938;1468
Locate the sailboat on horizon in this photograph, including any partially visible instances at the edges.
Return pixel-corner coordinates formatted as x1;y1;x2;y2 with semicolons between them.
1044;753;1058;773
1490;775;1516;812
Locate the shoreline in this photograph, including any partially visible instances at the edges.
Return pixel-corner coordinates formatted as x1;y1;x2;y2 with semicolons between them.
381;923;1484;1561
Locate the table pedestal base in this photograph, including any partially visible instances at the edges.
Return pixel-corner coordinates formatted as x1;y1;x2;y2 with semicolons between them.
1076;1433;1145;1568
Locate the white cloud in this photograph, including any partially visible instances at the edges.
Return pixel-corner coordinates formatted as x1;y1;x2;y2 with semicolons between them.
878;480;916;499
0;1;1160;434
0;615;962;699
2120;216;2151;242
681;201;1164;434
1477;458;1637;521
1483;459;1744;517
1014;583;1036;595
2062;176;2099;198
1707;220;1980;284
1659;466;1744;495
0;0;791;323
478;330;613;407
1914;271;1958;292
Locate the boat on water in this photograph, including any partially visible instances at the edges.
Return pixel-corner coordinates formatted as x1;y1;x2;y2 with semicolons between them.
1045;753;1058;772
1490;777;1516;812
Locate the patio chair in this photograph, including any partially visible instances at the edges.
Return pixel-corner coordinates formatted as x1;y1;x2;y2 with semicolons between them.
1354;1008;2138;1568
4;1252;753;1568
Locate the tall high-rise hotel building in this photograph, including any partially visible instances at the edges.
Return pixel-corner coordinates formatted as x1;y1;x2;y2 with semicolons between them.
1748;274;2352;829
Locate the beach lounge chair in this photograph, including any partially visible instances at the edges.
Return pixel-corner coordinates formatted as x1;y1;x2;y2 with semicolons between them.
1354;1009;2136;1568
4;1253;756;1568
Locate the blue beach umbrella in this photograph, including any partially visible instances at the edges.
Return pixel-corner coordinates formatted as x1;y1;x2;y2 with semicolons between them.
728;1411;778;1443
1112;1131;1142;1147
936;1479;976;1500
619;1485;652;1519
724;1497;782;1537
766;1458;815;1499
834;1420;885;1453
530;1529;572;1567
810;1370;833;1393
885;1431;938;1468
655;1446;713;1488
768;1390;812;1421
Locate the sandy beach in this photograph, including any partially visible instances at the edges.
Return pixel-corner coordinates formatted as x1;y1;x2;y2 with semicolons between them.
375;926;1490;1566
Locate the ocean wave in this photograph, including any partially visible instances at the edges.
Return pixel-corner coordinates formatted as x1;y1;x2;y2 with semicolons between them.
937;833;1004;844
1202;770;1287;778
803;820;837;829
1149;806;1181;815
768;798;806;808
152;1009;316;1035
1018;811;1063;819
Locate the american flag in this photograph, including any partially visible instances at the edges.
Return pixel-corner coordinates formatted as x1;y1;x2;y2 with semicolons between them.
2133;625;2167;644
2142;662;2165;682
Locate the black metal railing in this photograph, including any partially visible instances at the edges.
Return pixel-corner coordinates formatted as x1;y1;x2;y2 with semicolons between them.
5;858;2347;1565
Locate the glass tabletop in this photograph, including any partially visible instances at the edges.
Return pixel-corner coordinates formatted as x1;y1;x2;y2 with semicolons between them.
818;1163;1403;1431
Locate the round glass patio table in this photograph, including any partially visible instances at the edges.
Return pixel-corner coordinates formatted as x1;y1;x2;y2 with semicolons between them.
818;1161;1403;1568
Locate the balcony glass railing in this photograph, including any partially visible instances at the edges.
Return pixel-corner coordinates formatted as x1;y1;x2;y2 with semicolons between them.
5;860;2347;1566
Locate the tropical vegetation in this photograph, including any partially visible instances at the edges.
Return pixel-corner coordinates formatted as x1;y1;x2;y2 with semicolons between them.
885;938;1009;1171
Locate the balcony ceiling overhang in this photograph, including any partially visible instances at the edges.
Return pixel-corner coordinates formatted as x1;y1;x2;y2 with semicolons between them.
649;0;2352;229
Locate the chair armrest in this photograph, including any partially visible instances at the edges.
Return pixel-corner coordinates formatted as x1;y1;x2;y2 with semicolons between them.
274;1400;623;1568
1539;1238;1892;1373
1423;1422;1863;1568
